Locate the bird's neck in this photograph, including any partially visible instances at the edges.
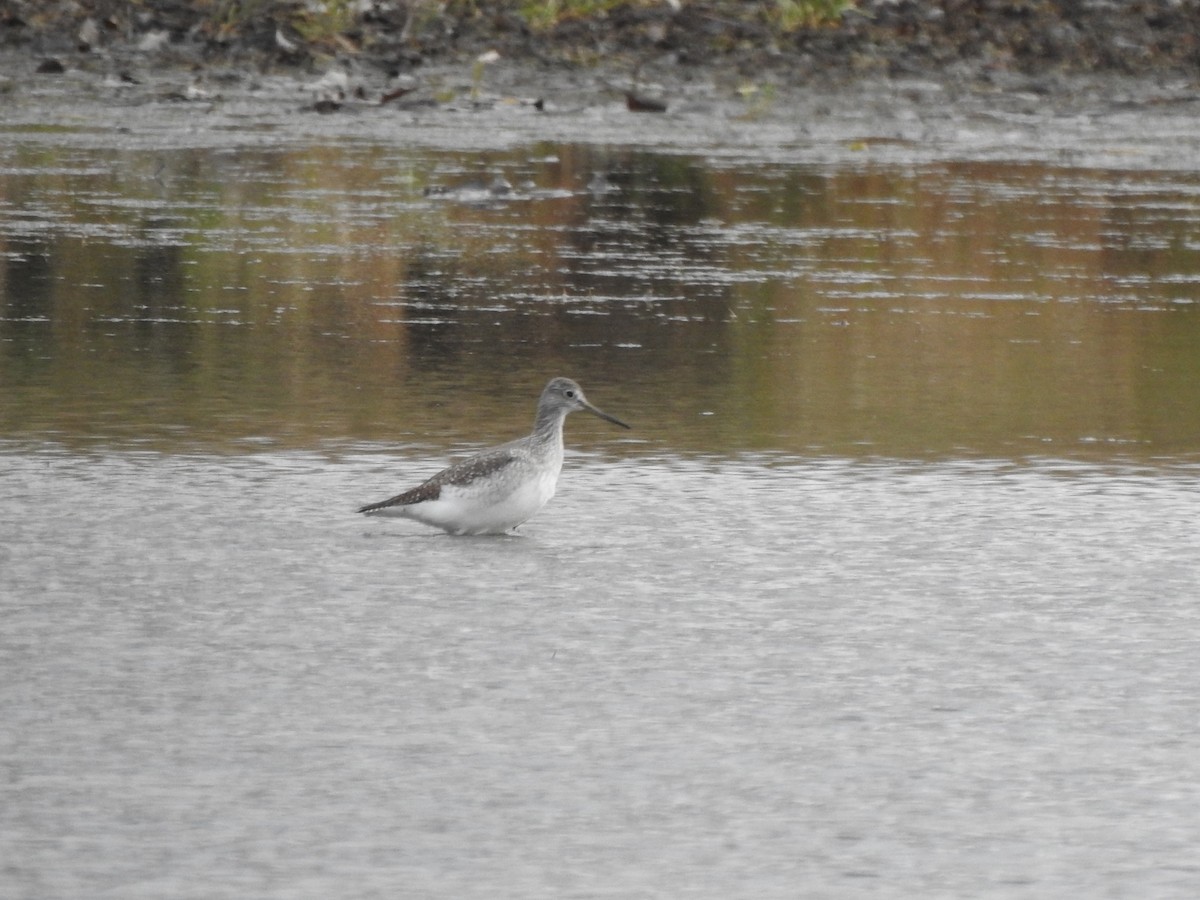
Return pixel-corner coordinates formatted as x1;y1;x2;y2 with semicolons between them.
531;410;566;447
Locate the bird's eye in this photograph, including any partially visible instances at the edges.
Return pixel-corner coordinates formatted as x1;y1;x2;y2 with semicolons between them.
564;389;576;398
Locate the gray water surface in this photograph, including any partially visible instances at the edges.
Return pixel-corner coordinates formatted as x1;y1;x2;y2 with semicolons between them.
4;75;1200;898
4;449;1200;898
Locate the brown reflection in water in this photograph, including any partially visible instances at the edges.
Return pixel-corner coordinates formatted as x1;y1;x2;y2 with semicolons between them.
708;164;1200;457
1;144;1198;460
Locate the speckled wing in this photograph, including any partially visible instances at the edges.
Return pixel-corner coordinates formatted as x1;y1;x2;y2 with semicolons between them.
357;447;520;514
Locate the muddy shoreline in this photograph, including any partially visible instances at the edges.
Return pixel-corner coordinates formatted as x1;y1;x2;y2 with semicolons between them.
5;1;1200;100
3;2;1200;171
7;2;1200;72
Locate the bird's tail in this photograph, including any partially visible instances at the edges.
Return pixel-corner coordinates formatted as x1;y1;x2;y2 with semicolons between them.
358;497;401;515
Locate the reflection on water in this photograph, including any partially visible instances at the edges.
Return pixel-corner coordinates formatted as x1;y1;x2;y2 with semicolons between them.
2;142;1199;460
4;129;1200;897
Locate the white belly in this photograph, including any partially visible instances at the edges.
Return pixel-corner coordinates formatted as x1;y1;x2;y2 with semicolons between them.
403;465;559;535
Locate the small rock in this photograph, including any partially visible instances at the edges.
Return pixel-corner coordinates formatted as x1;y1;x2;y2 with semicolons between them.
137;30;171;53
77;18;100;52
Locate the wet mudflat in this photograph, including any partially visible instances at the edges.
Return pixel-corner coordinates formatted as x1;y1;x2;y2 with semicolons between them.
3;72;1200;897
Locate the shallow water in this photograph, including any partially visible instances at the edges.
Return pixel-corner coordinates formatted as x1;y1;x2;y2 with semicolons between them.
3;137;1200;459
4;450;1200;898
3;83;1200;897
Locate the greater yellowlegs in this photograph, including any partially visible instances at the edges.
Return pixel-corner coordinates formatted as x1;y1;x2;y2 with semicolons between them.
358;377;630;535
